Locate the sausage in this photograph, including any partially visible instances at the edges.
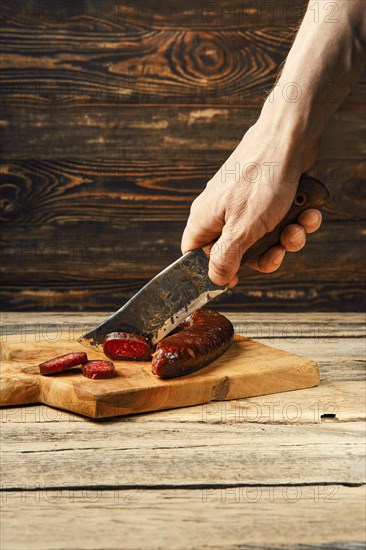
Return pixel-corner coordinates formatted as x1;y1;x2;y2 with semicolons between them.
152;309;234;379
39;352;88;375
103;332;152;360
82;360;116;379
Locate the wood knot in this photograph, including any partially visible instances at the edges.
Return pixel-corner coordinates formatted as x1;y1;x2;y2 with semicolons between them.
171;32;229;82
0;198;18;218
0;177;25;220
212;377;230;400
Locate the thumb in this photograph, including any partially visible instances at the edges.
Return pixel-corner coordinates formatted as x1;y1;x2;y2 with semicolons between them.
208;227;243;286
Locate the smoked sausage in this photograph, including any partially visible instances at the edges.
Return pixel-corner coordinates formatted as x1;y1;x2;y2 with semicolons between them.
152;309;234;379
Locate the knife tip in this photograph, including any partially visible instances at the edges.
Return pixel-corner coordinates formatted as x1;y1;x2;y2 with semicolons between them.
77;335;99;352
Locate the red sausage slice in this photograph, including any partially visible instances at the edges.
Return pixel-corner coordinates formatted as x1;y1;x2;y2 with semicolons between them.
39;352;88;375
82;360;116;379
103;332;152;360
152;309;234;379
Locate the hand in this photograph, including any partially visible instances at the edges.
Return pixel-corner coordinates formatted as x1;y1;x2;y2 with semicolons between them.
181;120;322;288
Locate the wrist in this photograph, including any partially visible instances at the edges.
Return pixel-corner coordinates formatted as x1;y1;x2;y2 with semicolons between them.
262;85;320;137
255;97;320;173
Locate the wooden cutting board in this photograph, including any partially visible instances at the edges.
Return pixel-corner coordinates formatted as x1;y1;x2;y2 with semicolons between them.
0;331;319;418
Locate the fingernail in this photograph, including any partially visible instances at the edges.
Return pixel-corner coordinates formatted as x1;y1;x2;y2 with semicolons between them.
308;212;321;226
273;249;285;264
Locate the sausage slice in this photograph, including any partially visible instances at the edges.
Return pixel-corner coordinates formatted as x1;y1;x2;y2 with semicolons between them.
82;360;116;379
103;332;152;360
39;352;88;375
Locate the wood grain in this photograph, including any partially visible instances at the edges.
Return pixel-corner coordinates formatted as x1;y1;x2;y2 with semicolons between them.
1;0;365;543
1;281;364;311
0;330;320;417
1;313;365;383
1;380;364;424
1;221;365;311
0;0;365;312
0;26;291;107
0;0;311;30
4;220;365;281
0;311;364;550
1;2;364;110
1;420;364;486
2;311;364;337
1;159;365;223
1;487;365;550
1;106;365;160
1;33;363;107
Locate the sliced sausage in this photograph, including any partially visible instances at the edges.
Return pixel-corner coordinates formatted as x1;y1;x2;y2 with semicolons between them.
82;360;116;379
39;352;88;375
103;332;152;360
152;309;234;379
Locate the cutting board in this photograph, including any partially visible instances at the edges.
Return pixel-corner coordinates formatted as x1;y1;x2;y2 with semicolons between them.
0;332;319;418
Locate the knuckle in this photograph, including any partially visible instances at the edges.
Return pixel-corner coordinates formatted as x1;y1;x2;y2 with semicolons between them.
210;261;231;280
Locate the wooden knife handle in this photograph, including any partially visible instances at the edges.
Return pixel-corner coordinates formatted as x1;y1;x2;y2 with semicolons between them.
241;175;330;265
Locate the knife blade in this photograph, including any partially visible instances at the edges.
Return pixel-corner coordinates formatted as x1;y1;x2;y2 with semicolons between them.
79;175;329;351
78;247;226;350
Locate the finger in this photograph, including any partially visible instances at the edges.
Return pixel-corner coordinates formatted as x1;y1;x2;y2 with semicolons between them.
227;273;239;289
181;222;218;255
208;228;242;286
280;223;306;252
298;208;322;234
247;245;286;273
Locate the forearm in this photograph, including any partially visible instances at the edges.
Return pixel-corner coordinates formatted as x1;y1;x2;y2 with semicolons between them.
181;1;365;284
260;0;365;156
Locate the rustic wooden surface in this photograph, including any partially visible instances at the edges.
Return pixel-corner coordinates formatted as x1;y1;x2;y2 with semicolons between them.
0;328;319;418
0;0;365;311
0;312;365;549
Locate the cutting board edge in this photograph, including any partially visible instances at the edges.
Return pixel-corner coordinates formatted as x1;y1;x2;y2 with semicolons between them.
90;358;320;419
0;335;321;419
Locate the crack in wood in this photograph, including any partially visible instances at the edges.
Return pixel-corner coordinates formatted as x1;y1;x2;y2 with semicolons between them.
1;482;365;492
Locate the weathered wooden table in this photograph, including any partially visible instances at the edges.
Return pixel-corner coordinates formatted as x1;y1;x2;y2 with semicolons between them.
1;312;365;550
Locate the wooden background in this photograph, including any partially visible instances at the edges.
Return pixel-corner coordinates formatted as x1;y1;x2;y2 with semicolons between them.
0;0;365;312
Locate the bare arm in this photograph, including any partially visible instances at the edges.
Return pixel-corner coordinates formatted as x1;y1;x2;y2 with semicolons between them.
181;0;365;287
264;0;365;159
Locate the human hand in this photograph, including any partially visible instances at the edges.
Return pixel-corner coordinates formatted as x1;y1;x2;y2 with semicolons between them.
181;120;322;288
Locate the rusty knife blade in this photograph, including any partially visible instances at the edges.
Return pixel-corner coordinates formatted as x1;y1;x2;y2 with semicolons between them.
78;247;227;351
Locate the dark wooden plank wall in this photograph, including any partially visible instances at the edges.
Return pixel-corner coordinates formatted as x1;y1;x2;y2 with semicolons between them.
0;0;365;312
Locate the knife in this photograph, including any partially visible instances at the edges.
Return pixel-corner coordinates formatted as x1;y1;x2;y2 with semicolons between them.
79;175;329;351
